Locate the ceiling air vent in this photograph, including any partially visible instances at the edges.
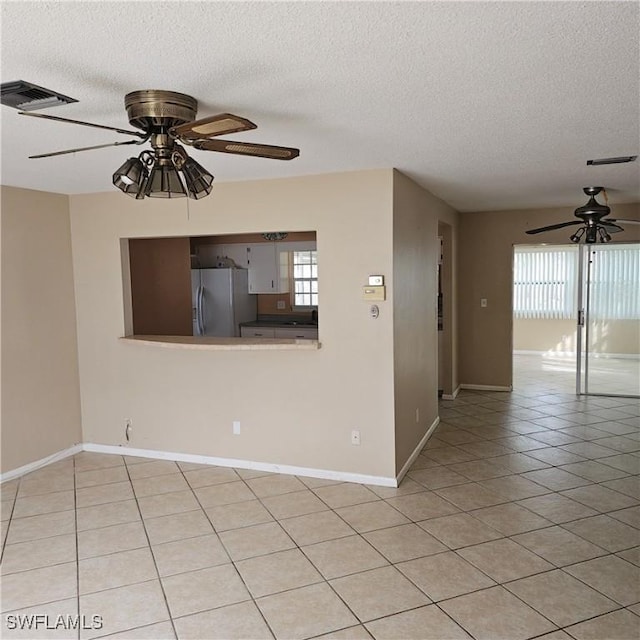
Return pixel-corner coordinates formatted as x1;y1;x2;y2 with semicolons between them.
587;155;637;166
0;80;77;111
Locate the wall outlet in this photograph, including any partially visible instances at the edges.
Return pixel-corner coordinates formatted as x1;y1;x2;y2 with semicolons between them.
480;298;488;308
125;419;132;442
233;420;241;435
276;300;286;310
351;429;361;446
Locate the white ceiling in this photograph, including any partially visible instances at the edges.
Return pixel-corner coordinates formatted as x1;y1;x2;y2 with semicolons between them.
1;1;639;212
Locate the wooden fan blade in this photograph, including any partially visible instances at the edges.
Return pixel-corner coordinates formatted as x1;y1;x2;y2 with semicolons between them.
172;113;257;140
193;138;300;160
605;218;640;225
19;111;146;137
526;221;582;234
601;222;624;233
29;139;143;159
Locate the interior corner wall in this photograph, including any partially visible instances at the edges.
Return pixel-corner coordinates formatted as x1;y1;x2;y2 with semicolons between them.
1;186;82;473
392;171;459;475
458;202;640;388
69;170;398;480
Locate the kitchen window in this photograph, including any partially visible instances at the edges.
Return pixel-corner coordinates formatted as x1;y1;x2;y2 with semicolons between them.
292;250;318;308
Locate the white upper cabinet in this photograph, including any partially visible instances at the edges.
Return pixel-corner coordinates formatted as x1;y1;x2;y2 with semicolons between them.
247;243;289;293
197;244;249;269
220;244;250;269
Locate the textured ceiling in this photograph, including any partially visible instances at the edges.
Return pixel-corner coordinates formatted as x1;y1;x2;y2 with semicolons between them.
1;1;639;212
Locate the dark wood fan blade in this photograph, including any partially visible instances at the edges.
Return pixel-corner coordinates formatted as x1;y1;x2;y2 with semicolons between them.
172;113;257;140
193;138;299;160
605;218;640;225
19;111;146;137
526;221;582;234
602;222;624;233
29;139;143;159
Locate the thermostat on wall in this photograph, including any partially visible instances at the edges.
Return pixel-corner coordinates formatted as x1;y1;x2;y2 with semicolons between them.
363;286;386;301
368;275;384;286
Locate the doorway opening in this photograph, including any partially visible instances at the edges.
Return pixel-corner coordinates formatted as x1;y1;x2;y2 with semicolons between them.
438;222;455;399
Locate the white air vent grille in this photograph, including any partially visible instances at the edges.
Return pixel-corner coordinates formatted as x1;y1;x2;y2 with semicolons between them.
0;80;77;111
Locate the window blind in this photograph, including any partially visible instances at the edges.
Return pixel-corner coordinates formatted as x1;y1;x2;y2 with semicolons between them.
514;244;640;321
587;246;640;320
513;246;578;319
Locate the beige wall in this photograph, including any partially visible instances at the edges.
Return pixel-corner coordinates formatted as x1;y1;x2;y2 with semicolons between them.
70;170;400;479
458;203;640;387
392;171;459;473
514;318;640;355
1;186;82;472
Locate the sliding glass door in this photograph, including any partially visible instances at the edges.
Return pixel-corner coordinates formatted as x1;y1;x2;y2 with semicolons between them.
514;243;639;398
577;243;640;398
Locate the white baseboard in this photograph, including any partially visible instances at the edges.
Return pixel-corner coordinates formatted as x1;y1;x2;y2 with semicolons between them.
514;350;639;360
82;443;397;487
441;385;461;401
514;350;566;356
460;384;512;392
0;444;83;484
2;442;399;488
395;416;440;486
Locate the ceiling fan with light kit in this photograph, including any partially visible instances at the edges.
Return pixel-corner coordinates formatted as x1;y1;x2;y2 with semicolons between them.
526;187;640;243
12;88;300;200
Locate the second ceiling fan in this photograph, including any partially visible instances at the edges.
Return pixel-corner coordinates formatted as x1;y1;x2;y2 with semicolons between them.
526;187;639;243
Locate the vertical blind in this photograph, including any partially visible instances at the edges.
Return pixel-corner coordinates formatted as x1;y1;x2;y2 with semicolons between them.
513;246;578;319
587;245;640;320
513;244;640;320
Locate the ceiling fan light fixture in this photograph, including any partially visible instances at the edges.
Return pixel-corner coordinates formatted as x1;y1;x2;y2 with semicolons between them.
570;228;586;243
585;226;598;244
113;157;147;197
181;156;214;200
598;227;612;243
144;162;187;198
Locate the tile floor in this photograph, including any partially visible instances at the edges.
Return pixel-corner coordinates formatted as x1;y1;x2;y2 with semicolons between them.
1;355;638;639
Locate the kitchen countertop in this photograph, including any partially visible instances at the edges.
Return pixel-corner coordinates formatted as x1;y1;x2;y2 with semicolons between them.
120;335;320;350
240;320;318;329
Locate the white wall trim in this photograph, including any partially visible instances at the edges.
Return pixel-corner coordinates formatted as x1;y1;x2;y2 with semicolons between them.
441;385;461;401
460;384;512;392
82;443;397;487
0;444;83;483
395;416;440;486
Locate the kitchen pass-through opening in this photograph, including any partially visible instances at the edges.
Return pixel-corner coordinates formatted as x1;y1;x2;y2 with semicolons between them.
121;231;318;339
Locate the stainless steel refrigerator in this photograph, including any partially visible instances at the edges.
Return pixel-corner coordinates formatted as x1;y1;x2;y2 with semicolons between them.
191;268;257;337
